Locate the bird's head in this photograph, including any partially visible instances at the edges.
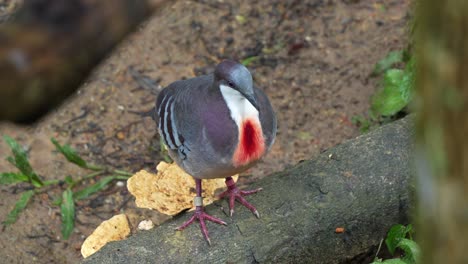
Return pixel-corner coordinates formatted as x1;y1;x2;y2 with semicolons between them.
214;60;258;110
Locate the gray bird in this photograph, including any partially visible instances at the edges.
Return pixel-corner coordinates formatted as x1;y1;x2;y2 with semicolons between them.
155;59;277;244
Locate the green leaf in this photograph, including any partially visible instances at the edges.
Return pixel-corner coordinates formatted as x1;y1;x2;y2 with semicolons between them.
371;258;410;264
373;50;404;75
4;136;33;175
398;238;420;264
241;56;259;66
381;259;408;264
235;14;247;25
399;59;415;104
371;57;415;117
159;137;173;163
60;189;75;239
64;175;73;185
351;115;372;133
371;69;408;116
52;196;62;206
42;179;60;186
0;172;29;185
51;138;88;168
114;169;132;177
74;176;116;201
2;190;34;225
385;224;412;255
3;136;43;187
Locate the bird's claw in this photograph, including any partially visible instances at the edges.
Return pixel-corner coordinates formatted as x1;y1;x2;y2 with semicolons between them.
176;206;226;245
219;177;262;217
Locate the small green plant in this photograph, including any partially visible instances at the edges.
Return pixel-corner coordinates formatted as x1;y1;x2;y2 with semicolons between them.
371;57;414;117
372;50;405;76
353;50;414;133
0;136;132;239
159;137;173;163
351;115;374;134
241;56;259;66
372;224;420;264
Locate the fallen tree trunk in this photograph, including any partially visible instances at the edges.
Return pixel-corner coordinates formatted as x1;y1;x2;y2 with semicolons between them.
0;0;168;123
83;116;414;263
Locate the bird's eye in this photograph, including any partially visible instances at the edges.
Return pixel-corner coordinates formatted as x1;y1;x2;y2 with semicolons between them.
227;80;234;87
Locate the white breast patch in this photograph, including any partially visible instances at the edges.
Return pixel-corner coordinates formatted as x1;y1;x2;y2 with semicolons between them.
219;84;260;127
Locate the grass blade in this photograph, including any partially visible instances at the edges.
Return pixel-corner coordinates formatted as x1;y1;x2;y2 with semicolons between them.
51;138;88;169
2;190;34;225
0;172;29;185
241;56;259;66
3;136;43;187
60;189;75;239
4;136;34;175
43;179;60;186
74;176;116;201
159;137;173;163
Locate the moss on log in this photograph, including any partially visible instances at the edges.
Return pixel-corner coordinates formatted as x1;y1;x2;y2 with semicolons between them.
83;117;414;264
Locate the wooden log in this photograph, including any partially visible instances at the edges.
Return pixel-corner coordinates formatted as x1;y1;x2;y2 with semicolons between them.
0;0;167;123
83;116;414;264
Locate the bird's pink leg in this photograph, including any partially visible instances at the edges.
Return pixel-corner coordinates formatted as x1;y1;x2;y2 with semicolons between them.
218;176;262;217
176;179;226;245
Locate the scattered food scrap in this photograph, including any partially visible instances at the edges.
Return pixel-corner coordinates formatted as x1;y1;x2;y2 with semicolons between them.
127;161;238;215
81;214;130;258
137;219;155;231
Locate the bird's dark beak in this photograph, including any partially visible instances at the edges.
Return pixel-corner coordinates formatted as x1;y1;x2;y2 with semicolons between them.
242;92;259;110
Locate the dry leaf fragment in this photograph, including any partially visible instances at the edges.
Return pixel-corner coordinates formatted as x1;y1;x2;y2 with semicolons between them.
335;227;345;233
81;214;130;258
127;161;238;215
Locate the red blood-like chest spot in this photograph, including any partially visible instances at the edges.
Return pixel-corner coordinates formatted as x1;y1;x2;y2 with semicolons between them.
242;121;257;153
233;118;265;167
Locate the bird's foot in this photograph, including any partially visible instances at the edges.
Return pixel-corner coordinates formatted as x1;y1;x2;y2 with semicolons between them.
176;204;227;245
218;176;262;218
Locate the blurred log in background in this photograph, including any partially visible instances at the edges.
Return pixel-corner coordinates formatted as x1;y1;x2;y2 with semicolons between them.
0;0;166;123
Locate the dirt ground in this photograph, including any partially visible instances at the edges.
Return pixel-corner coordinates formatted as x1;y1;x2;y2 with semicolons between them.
0;0;409;263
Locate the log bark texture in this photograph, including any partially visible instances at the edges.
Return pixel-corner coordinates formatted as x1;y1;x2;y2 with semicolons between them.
83;117;414;264
0;0;167;123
